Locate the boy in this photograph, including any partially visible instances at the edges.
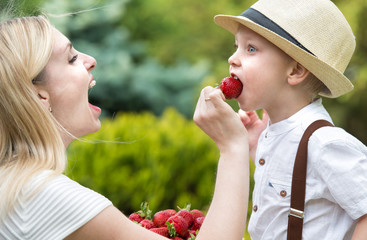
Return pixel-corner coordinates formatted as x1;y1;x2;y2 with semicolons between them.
213;0;367;239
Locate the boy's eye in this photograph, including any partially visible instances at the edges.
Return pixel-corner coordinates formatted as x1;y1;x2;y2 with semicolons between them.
69;54;78;64
248;46;256;53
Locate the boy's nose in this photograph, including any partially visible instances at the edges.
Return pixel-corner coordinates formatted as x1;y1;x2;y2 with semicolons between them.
228;52;241;66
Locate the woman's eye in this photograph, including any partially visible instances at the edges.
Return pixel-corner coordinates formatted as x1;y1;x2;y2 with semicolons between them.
248;46;256;53
69;54;78;64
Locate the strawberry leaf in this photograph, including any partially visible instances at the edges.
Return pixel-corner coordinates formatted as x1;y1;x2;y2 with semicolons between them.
177;203;191;211
166;221;177;238
187;232;196;240
137;201;152;220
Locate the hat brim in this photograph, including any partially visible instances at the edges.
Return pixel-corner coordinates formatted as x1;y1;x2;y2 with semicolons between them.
214;15;354;98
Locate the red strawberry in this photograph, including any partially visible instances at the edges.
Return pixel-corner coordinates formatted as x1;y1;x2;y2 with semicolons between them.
176;204;195;227
191;216;204;231
128;213;144;223
171;237;184;240
139;219;155;229
190;209;205;220
128;202;152;223
219;76;243;99
176;209;194;227
167;215;189;237
150;227;169;237
153;209;177;227
165;209;178;216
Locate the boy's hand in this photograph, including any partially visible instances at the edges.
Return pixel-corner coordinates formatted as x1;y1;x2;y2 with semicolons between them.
238;110;268;162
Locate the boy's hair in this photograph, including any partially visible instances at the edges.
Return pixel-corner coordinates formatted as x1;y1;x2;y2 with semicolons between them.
304;74;325;100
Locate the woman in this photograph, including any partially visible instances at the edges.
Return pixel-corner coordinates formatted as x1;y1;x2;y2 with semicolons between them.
0;15;249;239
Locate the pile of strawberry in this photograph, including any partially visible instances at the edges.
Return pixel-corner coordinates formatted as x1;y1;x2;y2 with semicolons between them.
129;202;205;240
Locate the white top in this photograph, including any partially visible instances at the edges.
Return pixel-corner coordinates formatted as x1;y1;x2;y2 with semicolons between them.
0;171;112;240
248;99;367;240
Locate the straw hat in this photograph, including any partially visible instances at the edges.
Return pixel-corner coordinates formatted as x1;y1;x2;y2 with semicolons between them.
214;0;355;98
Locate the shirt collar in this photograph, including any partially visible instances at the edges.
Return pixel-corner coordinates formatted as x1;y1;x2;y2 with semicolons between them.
265;98;330;137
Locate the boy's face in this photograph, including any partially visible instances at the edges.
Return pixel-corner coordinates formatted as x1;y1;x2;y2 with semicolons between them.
229;25;296;112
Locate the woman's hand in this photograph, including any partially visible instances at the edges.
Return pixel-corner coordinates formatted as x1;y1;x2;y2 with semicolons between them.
193;86;248;153
193;86;250;240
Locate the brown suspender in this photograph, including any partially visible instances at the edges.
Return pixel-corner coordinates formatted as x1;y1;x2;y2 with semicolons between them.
287;120;333;240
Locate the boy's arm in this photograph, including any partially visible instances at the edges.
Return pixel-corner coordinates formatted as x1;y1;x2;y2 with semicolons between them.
352;214;367;240
238;110;268;162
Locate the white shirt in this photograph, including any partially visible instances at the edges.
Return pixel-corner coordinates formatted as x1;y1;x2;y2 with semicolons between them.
0;171;112;240
248;99;367;240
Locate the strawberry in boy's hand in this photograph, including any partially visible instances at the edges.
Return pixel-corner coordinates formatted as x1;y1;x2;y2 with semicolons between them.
219;76;243;99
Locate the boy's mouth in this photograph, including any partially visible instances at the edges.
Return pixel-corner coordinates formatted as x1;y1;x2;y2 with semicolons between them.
231;73;241;82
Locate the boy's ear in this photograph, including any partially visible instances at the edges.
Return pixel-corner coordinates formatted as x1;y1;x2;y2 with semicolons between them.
288;62;310;86
36;89;51;111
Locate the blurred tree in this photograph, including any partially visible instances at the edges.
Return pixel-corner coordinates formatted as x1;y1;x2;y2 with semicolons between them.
121;0;255;77
322;0;367;144
39;0;210;118
0;0;45;16
2;0;366;144
121;0;367;144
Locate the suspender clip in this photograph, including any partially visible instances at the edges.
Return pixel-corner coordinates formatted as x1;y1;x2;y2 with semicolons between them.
289;208;304;219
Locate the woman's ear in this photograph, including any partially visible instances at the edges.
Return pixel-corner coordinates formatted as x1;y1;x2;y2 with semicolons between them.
288;62;310;86
36;89;51;111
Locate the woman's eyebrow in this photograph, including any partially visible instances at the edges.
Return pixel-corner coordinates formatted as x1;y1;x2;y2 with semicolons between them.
64;42;73;53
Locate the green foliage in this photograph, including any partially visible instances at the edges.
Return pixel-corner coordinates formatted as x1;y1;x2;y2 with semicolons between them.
121;0;255;76
120;0;367;144
7;0;367;143
65;108;222;214
40;0;210;118
320;0;367;145
0;0;45;17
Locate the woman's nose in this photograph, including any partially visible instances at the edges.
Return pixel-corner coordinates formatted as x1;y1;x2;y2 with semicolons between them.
84;54;97;71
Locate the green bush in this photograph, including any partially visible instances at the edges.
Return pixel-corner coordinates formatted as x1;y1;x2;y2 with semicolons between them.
65;108;222;214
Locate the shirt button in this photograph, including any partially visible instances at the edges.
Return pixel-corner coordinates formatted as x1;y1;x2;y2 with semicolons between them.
280;190;287;197
259;158;265;165
253;205;258;212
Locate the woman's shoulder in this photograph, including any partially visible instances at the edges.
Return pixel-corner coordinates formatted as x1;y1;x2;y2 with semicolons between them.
25;171;111;206
28;171;113;220
14;171;112;239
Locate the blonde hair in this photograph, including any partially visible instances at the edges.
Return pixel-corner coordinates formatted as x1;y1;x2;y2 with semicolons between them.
303;72;326;100
0;16;66;219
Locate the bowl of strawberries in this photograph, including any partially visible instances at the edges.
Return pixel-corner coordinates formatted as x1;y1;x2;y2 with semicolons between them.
129;202;205;240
